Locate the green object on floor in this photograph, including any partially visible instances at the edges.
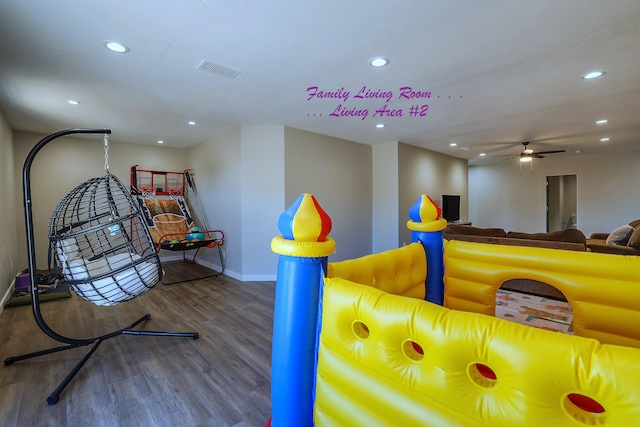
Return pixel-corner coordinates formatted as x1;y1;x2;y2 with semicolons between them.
4;281;71;308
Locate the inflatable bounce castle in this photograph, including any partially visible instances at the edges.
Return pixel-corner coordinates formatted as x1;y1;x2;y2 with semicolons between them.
268;193;640;427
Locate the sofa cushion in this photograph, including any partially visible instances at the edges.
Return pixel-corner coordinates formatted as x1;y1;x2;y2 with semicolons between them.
606;224;635;246
506;229;586;245
628;226;640;250
444;225;506;237
589;232;610;241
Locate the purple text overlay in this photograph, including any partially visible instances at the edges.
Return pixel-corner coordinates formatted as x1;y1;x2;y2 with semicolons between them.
306;85;462;121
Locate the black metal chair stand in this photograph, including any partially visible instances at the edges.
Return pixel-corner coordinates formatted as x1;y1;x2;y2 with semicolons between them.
3;129;199;405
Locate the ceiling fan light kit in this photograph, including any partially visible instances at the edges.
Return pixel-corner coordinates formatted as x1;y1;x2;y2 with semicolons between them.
520;155;533;174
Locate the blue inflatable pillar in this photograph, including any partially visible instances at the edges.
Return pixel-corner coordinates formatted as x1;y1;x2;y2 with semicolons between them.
407;195;447;305
269;194;335;427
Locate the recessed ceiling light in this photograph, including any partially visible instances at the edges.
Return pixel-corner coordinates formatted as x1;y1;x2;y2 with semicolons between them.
375;123;385;128
600;137;610;142
595;119;608;125
103;41;130;53
575;150;582;154
157;140;164;144
479;153;486;157
368;57;389;67
67;100;80;105
449;143;457;147
188;121;197;125
582;71;605;80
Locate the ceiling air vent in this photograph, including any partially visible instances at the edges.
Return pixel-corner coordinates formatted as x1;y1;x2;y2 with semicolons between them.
197;60;242;78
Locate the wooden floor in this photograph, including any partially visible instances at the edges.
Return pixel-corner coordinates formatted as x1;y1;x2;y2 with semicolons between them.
0;262;275;427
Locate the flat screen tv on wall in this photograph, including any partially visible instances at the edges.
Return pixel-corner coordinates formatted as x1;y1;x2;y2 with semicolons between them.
441;195;461;223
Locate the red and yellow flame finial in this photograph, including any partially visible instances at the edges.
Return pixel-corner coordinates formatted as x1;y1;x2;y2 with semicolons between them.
272;194;336;257
407;195;447;232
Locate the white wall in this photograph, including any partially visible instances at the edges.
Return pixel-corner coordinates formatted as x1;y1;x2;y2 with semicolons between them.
372;142;399;253
0;109;17;307
469;150;640;236
188;126;285;281
240;126;285;280
190;126;374;278
284;127;372;262
188;128;243;278
398;143;469;246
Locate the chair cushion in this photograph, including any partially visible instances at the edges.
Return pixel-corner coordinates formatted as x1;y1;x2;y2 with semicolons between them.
56;239;80;261
606;225;635;246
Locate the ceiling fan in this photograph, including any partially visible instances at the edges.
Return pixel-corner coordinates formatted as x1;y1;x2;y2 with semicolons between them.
495;141;566;173
517;141;565;161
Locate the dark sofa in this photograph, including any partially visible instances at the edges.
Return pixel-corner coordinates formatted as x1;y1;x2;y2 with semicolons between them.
586;220;640;256
443;224;587;252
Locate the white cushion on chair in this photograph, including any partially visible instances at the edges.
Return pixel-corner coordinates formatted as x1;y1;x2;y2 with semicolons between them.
65;253;159;306
56;239;80;261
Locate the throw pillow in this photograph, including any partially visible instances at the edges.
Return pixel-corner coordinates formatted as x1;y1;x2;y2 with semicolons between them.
627;226;640;250
605;224;635;246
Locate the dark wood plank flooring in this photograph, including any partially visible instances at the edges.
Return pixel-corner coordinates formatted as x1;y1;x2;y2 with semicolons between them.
0;262;275;427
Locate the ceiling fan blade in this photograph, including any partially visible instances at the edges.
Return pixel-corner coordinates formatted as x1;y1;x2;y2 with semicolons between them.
534;149;565;155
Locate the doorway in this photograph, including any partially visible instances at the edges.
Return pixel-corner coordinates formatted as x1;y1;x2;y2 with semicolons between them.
546;175;577;232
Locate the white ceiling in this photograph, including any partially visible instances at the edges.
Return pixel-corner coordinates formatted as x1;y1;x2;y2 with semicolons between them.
1;0;639;165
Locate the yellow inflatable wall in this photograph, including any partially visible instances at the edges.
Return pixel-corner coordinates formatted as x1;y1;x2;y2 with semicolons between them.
327;243;427;300
444;240;640;348
316;239;640;426
316;276;640;426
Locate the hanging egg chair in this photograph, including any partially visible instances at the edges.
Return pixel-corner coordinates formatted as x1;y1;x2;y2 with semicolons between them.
5;128;198;405
49;173;161;306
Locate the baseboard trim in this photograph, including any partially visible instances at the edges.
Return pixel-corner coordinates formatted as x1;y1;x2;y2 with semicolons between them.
240;274;277;282
0;279;16;316
192;259;273;282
